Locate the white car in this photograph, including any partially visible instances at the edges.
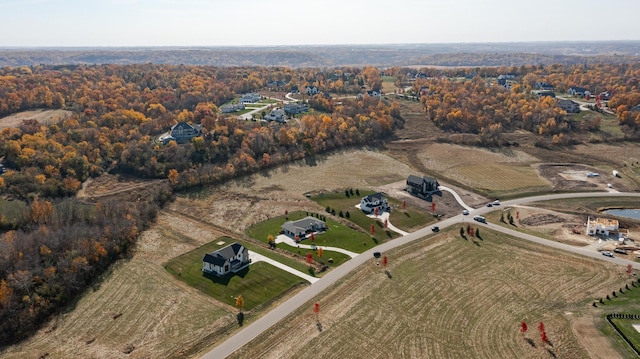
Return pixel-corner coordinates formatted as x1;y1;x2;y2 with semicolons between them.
602;251;614;258
493;200;500;205
462;210;469;215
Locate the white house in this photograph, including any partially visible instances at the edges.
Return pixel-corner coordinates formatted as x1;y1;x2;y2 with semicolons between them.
586;217;619;236
306;86;320;95
240;93;260;104
221;103;246;113
281;217;327;240
202;243;250;276
360;193;390;214
366;90;382;99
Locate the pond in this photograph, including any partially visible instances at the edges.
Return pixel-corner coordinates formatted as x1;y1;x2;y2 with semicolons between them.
604;209;640;220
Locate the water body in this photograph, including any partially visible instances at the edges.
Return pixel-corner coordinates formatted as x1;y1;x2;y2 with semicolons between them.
604;209;640;220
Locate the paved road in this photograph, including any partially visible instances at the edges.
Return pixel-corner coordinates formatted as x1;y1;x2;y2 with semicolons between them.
202;190;640;359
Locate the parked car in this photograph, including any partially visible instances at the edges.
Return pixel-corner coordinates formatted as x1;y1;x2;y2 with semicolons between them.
473;215;487;223
493;200;500;205
462;210;469;215
486;203;493;207
431;226;440;232
602;251;614;258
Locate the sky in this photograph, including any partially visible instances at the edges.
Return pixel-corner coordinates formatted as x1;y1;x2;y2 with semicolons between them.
1;0;639;47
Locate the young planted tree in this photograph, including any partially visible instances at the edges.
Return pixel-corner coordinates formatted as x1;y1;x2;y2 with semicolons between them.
370;224;375;235
520;322;528;334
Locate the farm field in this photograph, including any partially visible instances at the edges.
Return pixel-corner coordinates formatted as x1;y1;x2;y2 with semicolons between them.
413;143;552;198
228;229;628;359
0;109;73;129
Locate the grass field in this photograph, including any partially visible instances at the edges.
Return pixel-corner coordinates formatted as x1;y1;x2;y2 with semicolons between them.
246;211;377;253
165;238;305;310
593;279;640;357
531;197;640;213
310;190;432;235
228;229;627;359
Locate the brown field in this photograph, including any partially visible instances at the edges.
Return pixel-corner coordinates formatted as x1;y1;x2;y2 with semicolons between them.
0;212;240;359
228;230;628;359
0;109;73;129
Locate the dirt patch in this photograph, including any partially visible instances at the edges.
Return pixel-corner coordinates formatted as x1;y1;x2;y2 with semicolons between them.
536;163;621;192
77;174;167;200
0;109;73;129
520;213;567;226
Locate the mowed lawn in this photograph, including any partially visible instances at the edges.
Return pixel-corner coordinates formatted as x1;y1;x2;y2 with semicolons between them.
229;229;628;359
310;190;431;241
246;211;377;253
165;239;305;310
604;282;640;357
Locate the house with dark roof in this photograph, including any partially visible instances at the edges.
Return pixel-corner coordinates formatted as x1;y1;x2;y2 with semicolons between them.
240;93;260;104
202;243;250;276
406;175;440;198
283;103;308;115
557;99;580;113
360;193;390;214
535;82;554;91
366;90;382;99
264;109;286;122
160;121;202;144
567;86;590;97
281;217;327;240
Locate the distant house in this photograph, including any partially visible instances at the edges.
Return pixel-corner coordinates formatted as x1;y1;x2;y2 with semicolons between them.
535;90;556;98
586;217;619;236
266;80;287;89
220;103;246;113
240;93;261;104
406;175;440;198
535;82;554;91
598;91;611;101
366;90;382;99
567;86;590;98
160;121;202;144
283;103;308;115
202;243;250;277
418;86;430;97
281;217;327;240
557;99;580;113
360;193;390;214
497;75;507;86
264;109;286;122
306;86;320;95
290;85;299;94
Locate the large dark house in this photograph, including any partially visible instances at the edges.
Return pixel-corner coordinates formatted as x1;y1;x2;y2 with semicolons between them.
406;175;440;198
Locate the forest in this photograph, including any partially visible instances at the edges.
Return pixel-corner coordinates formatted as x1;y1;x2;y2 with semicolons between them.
0;61;639;345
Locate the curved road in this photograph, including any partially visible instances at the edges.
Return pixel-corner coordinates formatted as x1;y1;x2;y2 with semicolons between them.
202;191;640;358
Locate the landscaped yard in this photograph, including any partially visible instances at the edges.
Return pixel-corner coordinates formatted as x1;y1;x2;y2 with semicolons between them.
165;238;305;310
311;190;431;238
246;211;377;253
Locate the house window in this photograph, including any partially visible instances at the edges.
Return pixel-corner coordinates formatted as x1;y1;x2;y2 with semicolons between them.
224;264;229;272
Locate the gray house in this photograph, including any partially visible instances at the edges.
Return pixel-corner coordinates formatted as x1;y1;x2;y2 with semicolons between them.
406;175;440;197
557;99;580;113
161;122;202;144
264;109;286;122
281;217;327;240
202;243;250;276
283;103;308;115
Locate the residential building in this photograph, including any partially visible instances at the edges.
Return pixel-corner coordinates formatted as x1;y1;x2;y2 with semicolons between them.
535;82;555;91
557;99;580;113
283;103;308;115
567;86;590;97
586;217;619;236
202;243;250;276
535;90;556;98
360;193;390;214
160;121;202;144
406;175;440;198
281;217;327;240
264;109;286;122
306;86;320;95
366;90;382;99
240;93;260;104
220;103;246;113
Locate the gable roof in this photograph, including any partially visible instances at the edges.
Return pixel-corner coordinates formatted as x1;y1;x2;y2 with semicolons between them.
363;192;385;201
282;216;325;234
407;175;423;186
203;243;244;266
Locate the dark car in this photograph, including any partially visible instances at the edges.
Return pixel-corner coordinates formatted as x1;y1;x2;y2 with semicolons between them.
431;226;440;232
486;203;493;207
373;252;381;258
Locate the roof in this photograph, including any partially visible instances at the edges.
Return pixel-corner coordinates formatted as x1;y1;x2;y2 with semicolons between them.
569;86;587;92
407;175;423;186
363;192;385;201
203;243;244;266
282;216;325;234
557;99;578;106
171;121;200;131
